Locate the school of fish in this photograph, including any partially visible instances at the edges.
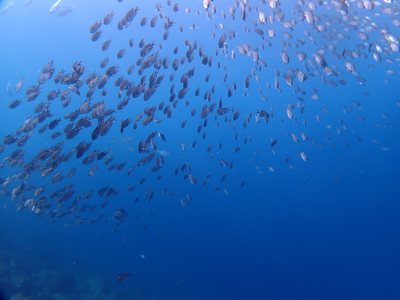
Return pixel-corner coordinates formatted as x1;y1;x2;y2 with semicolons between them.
1;0;399;233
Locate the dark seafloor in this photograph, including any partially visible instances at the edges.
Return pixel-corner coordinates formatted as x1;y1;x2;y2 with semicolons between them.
0;0;400;299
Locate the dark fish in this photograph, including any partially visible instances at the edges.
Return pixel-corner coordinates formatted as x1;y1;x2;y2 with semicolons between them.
101;39;112;51
131;83;146;98
218;33;226;48
106;66;119;76
89;21;103;33
125;7;140;22
144;85;159;101
104;11;115;25
139;16;148;26
178;88;188;99
117;49;127;59
163;31;170;40
270;139;278;147
91;30;102;42
9;99;23;109
100;117;116;136
142;116;154;126
62;77;80;85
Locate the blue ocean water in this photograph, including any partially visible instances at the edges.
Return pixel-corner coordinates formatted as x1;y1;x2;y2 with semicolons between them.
0;0;399;299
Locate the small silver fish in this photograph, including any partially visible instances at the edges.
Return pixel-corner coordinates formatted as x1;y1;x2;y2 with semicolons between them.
111;137;134;143
50;0;62;13
300;150;309;162
157;150;173;157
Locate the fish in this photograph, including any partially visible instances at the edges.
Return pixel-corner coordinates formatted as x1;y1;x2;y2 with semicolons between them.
50;0;63;13
7;83;11;96
300;150;309;162
0;0;397;266
15;77;24;93
270;138;278;147
115;272;130;282
57;6;75;17
1;1;14;15
111;137;134;143
156;150;173;157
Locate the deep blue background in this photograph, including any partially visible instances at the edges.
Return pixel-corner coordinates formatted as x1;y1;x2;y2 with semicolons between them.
0;0;399;299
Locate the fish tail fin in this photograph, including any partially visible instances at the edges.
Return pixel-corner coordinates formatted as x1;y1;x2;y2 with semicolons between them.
111;138;115;143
